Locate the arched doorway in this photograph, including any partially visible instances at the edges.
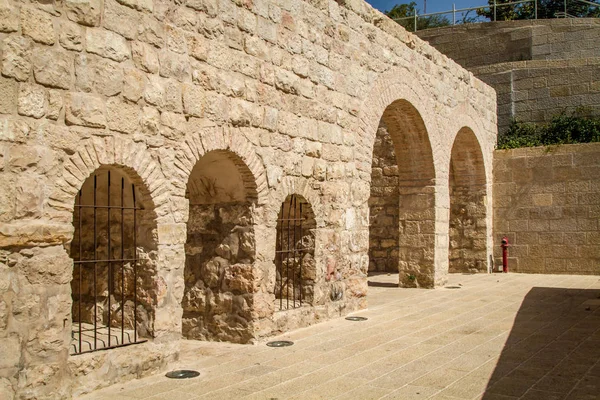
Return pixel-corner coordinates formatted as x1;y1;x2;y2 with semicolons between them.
449;128;487;273
182;150;257;343
70;166;158;355
368;100;436;288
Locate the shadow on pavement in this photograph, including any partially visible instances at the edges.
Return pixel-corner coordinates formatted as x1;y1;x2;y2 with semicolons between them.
482;287;600;400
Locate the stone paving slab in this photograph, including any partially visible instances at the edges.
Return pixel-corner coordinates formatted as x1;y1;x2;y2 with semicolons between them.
79;273;600;400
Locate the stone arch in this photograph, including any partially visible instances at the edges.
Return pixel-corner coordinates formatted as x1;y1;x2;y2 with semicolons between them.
181;143;263;344
358;73;438;288
448;127;488;273
172;127;268;207
265;176;325;229
69;165;159;354
51;136;171;225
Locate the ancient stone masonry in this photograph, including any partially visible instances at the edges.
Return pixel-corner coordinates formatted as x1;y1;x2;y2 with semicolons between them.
0;0;496;397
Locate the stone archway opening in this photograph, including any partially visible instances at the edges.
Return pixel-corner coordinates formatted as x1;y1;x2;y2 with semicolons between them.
69;166;158;355
449;128;487;273
274;194;317;311
368;99;436;288
182;150;257;344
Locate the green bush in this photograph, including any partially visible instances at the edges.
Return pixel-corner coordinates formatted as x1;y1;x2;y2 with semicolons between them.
497;108;600;150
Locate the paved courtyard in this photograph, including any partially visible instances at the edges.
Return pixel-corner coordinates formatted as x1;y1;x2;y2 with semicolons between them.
80;273;600;400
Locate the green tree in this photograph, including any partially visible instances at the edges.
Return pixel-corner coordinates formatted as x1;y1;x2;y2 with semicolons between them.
477;0;600;21
386;2;451;31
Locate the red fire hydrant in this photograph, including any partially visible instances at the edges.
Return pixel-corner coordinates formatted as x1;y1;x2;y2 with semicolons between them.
501;236;510;273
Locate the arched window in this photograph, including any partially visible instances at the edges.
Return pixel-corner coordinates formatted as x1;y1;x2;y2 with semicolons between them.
275;194;316;310
70;167;156;355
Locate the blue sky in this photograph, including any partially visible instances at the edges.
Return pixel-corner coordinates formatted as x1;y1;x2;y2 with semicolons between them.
365;0;483;13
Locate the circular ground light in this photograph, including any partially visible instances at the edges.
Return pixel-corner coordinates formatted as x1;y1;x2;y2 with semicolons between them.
165;370;200;379
266;340;294;347
345;316;368;321
445;286;462;289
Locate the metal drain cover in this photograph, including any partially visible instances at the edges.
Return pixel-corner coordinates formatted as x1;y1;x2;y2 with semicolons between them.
445;286;462;289
345;316;368;321
165;370;200;379
266;340;294;347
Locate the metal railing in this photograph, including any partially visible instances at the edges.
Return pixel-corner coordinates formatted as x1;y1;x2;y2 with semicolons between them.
393;0;599;32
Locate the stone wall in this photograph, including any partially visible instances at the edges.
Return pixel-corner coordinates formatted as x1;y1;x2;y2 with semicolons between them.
493;143;600;275
0;0;496;398
417;19;600;134
368;122;399;273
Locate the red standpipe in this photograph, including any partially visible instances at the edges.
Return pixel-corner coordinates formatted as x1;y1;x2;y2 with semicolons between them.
501;236;510;273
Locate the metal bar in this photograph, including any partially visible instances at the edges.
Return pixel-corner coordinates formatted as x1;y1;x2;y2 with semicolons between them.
494;0;497;21
414;9;417;32
292;194;297;308
121;177;125;345
299;201;303;306
74;339;149;356
74;205;143;210
93;175;97;350
132;183;137;342
286;196;292;310
107;171;111;346
278;201;284;310
453;3;456;25
276;218;308;222
78;189;82;353
577;0;599;7
392;0;533;21
535;0;538;19
74;258;139;264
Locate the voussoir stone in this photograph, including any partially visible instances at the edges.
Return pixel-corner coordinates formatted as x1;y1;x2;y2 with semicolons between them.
1;36;33;82
32;48;72;89
86;29;131;62
65;92;106;128
21;6;55;45
64;0;103;27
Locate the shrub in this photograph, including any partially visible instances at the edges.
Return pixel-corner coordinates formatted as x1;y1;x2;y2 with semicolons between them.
497;108;600;149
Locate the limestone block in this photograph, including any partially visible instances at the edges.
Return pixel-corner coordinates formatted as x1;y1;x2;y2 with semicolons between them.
47;90;64;120
186;34;209;62
0;335;20;369
140;106;160;135
86;29;131;62
123;67;146;102
144;75;165;107
59;20;84;51
138;15;164;47
116;0;153;11
65;93;106;128
163;79;182;112
158;49;190;81
21;6;55;45
32;48;72;89
106;98;140;134
0;77;17;114
182;84;204;117
165;25;187;54
75;54;123;96
18;84;46;119
0;0;19;33
132;41;160;74
1;36;33;82
64;0;103;27
104;0;139;40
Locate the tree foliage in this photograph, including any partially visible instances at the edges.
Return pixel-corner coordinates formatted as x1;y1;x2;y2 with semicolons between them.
385;2;451;31
477;0;600;21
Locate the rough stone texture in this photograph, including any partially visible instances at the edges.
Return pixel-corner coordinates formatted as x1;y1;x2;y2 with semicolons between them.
21;6;55;45
368;122;399;273
417;19;600;134
493;143;600;275
0;0;497;398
